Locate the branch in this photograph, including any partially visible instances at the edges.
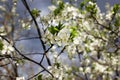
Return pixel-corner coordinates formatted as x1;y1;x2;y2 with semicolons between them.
89;55;110;66
40;44;54;66
0;63;10;67
21;0;53;67
23;52;43;55
91;15;118;35
27;69;45;80
15;37;40;41
83;28;107;42
21;0;46;52
57;45;67;57
0;74;14;80
0;35;54;77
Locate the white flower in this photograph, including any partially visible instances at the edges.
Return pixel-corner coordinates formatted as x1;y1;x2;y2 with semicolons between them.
48;5;57;11
83;21;91;30
11;6;17;13
88;1;94;6
51;45;57;50
0;0;7;2
16;77;25;80
22;22;31;29
73;37;81;45
47;66;52;70
1;40;14;55
67;6;77;12
7;45;14;51
78;13;84;18
72;11;78;19
79;67;83;72
0;26;12;36
111;57;118;65
89;40;100;50
67;44;76;55
95;63;107;72
106;12;113;20
85;67;91;73
19;20;31;30
56;28;70;46
0;5;6;11
1;50;6;55
53;54;58;58
48;20;58;26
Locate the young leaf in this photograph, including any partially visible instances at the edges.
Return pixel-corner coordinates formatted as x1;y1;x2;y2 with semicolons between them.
79;0;90;9
69;27;78;41
0;41;3;50
54;62;60;69
48;25;59;35
48;22;64;35
34;78;37;80
31;8;40;18
38;74;42;80
57;22;64;30
54;2;64;16
80;2;85;9
85;47;91;53
113;4;120;13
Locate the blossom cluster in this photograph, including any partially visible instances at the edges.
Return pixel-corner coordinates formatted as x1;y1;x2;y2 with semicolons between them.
41;0;120;79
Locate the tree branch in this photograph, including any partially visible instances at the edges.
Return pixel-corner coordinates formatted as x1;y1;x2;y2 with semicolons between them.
0;35;54;77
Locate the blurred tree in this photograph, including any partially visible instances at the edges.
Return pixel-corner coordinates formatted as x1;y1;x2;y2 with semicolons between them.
0;0;120;80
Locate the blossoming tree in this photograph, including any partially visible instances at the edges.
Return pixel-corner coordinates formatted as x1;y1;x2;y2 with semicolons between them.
0;0;120;80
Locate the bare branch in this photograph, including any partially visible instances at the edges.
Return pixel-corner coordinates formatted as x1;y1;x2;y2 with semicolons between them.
0;35;54;77
27;70;45;80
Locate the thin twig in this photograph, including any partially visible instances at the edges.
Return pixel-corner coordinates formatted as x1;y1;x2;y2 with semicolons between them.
27;69;45;80
91;15;118;35
21;0;53;67
0;63;10;67
0;35;54;77
21;0;46;51
57;46;66;57
15;37;40;41
40;44;54;66
23;52;43;55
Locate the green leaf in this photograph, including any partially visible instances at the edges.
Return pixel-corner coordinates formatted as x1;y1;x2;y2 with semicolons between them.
70;27;78;41
79;0;90;9
113;4;120;13
91;63;95;70
54;2;64;16
59;2;64;9
91;0;97;3
57;22;64;30
31;8;40;18
38;74;42;80
48;25;59;35
48;22;64;35
114;18;120;27
54;62;60;69
85;47;91;53
0;41;3;50
34;78;37;80
84;0;91;3
84;1;97;15
79;2;85;9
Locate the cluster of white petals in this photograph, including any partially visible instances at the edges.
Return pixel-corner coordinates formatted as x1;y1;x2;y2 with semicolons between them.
41;0;120;79
0;39;14;55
